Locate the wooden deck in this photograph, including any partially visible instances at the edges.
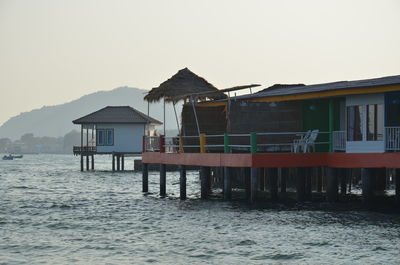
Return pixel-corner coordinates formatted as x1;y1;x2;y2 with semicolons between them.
142;152;400;169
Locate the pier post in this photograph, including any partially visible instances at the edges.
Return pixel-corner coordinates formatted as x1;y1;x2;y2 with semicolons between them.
86;155;89;171
339;168;347;196
201;166;211;199
180;165;187;200
280;168;287;198
305;167;312;201
296;167;306;201
91;155;94;170
142;163;148;193
112;154;115;172
244;167;251;200
316;167;323;193
326;167;338;202
160;164;166;197
117;155;121;171
80;155;84;171
250;167;258;203
223;167;232;200
268;168;278;201
121;155;125;171
362;168;374;203
395;169;400;205
375;168;386;193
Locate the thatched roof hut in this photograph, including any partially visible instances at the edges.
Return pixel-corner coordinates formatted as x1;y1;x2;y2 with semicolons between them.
144;68;227;103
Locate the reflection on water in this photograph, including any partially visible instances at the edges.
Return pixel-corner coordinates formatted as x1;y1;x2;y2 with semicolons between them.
1;154;400;264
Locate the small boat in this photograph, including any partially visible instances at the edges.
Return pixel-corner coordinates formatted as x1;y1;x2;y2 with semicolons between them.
12;154;23;159
2;155;13;160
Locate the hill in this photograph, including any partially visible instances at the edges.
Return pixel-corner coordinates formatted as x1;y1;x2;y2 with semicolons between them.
0;86;181;140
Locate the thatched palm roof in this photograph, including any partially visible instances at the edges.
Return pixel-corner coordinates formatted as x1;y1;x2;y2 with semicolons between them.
144;68;227;103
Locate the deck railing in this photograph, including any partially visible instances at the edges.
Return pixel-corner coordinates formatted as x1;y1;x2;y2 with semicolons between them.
143;131;330;154
385;127;400;151
333;131;346;151
73;146;97;153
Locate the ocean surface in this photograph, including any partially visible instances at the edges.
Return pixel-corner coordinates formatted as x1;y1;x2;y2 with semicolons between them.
1;154;400;265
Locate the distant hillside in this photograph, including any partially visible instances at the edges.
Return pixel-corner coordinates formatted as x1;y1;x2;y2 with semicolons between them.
0;86;181;140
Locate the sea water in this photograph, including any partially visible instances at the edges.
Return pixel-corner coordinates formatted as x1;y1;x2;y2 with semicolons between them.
1;154;400;264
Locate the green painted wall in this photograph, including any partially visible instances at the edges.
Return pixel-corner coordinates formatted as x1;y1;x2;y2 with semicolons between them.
301;98;341;152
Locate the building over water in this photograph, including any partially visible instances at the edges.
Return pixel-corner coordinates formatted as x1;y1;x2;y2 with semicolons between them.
73;106;161;171
142;72;400;207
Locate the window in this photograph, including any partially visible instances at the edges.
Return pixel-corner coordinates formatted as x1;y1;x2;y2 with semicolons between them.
97;129;114;146
347;106;363;141
367;104;383;141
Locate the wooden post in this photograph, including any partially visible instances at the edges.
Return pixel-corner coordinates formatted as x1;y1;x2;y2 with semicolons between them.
160;135;165;153
296;167;306;201
395;169;400;205
223;167;232;200
142;163;148;193
268;168;278;201
326;167;338;202
160;164;166;197
280;168;287;198
244;167;251;200
375;168;386;193
328;99;334;152
121;155;125;171
305;167;312;201
340;168;347;196
316;167;323;193
112;154;115;172
362;168;374;203
201;166;211;199
91;155;94;170
86;155;89;171
200;133;206;153
250;132;257;154
250;167;258;203
180;165;186;200
117;155;120;171
80;155;84;172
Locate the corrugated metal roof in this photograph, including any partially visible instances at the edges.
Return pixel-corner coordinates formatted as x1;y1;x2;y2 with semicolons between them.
233;74;400;101
72;106;162;125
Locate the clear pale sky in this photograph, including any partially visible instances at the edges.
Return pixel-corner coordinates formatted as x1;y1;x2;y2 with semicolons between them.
0;0;399;126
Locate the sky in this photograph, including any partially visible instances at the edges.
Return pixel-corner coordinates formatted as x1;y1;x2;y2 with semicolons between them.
0;0;399;126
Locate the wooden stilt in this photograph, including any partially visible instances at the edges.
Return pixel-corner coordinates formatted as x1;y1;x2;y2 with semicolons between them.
326;167;338;202
160;164;166;197
340;168;347;196
86;155;89;171
362;168;374;203
91;155;94;170
223;167;231;200
180;165;187;200
80;155;84;172
296;167;306;202
375;168;386;193
112;154;115;172
121;155;125;171
117;155;121;171
244;167;251;200
316;167;323;193
268;168;278;201
250;167;258;203
395;169;400;205
280;168;287;198
305;167;312;201
142;163;148;193
201;167;210;199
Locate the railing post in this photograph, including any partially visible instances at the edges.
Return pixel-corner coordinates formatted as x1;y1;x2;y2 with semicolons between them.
224;133;231;153
250;132;257;154
159;135;165;153
200;133;206;153
179;136;184;153
142;135;146;153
